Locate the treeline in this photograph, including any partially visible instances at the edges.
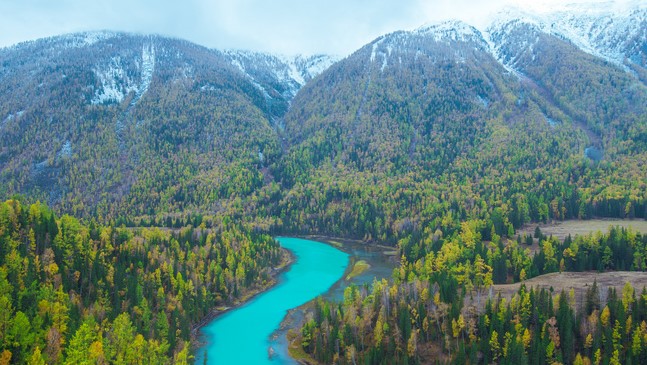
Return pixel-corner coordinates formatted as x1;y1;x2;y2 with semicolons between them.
0;199;284;364
257;93;646;248
262;162;646;246
297;227;647;364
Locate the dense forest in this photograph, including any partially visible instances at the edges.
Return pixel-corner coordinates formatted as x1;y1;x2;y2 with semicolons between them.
0;199;285;363
297;227;647;364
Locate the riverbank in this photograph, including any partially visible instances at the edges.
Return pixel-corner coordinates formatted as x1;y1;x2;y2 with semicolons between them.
193;235;395;364
196;237;349;364
190;246;294;348
301;234;397;254
279;235;397;364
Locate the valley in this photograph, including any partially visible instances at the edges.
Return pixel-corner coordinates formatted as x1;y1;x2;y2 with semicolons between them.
0;2;645;364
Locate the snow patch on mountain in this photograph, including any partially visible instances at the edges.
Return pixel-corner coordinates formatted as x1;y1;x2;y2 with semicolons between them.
92;42;155;105
132;43;155;104
58;140;72;158
369;37;393;71
3;110;24;123
224;50;337;100
295;55;338;79
80;31;118;46
278;55;307;86
55;31;118;49
277;54;338;86
229;58;246;74
91;57;132;104
370;38;385;62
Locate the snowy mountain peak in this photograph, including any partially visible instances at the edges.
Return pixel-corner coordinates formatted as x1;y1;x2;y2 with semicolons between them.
0;31;120;56
71;31;119;47
415;20;486;44
485;2;647;69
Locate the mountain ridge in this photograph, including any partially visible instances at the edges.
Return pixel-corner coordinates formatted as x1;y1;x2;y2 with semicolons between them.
0;4;645;226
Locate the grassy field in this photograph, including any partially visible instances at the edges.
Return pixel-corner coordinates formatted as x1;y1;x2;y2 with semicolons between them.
513;219;647;254
466;271;647;311
518;219;647;240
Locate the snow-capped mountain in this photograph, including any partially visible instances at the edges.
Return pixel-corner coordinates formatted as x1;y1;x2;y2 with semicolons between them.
353;0;644;80
415;20;488;45
485;2;647;74
285;2;645;183
0;3;645;216
350;20;491;78
0;31;296;212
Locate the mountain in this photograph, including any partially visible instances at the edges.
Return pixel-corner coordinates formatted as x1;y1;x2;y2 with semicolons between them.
281;20;512;176
487;6;647;150
487;3;647;70
0;32;335;219
0;3;645;233
267;12;646;240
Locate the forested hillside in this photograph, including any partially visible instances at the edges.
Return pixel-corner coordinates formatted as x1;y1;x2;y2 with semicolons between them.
255;19;647;249
0;199;285;363
0;32;311;219
295;215;647;364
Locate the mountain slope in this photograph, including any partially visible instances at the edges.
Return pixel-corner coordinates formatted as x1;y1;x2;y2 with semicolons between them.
488;13;647;154
281;22;511;176
0;32;287;218
261;17;646;242
223;50;337;123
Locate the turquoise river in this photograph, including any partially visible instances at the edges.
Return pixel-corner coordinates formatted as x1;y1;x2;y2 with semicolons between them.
196;237;349;364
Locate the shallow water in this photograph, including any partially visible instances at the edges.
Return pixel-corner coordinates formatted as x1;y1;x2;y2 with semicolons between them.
196;237;349;365
325;243;395;301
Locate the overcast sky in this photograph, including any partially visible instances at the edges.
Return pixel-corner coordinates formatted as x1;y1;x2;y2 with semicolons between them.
0;0;642;55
